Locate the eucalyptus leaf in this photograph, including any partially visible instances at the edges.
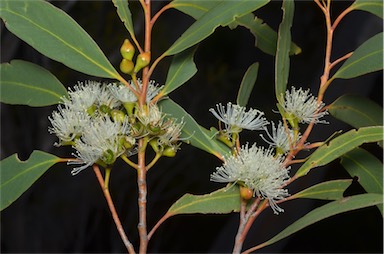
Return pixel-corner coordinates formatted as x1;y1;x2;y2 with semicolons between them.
160;47;197;97
250;193;383;252
329;94;383;128
332;32;383;80
234;13;301;56
290;180;353;201
112;0;135;39
0;60;67;106
0;0;121;79
168;185;241;215
295;126;383;178
236;62;259;107
0;150;62;211
165;0;269;56
159;98;230;160
171;0;220;20
350;0;383;19
275;0;294;105
341;148;383;214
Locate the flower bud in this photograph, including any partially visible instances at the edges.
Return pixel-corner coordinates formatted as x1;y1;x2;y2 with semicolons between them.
120;59;134;75
149;139;160;153
111;109;126;122
120;39;135;60
162;146;177;157
240;186;253;200
134;52;151;73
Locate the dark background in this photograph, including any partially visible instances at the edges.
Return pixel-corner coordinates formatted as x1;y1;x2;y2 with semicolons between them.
1;1;383;253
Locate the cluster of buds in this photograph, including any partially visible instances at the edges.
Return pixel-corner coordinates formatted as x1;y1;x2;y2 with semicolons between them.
49;80;184;175
209;86;328;214
119;39;150;75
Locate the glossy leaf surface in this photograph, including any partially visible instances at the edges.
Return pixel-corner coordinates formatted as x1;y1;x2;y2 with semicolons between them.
0;151;62;211
236;62;259;107
295;126;383;177
160;47;197;97
329;94;383;128
0;60;67;106
0;0;120;79
165;0;269;56
332;32;383;80
112;0;135;40
275;0;294;104
290;180;352;200
160;99;230;160
251;193;383;252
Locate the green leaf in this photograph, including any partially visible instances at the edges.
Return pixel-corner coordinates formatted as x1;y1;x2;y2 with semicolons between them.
171;0;220;20
236;62;259;107
160;47;197;97
332;32;383;80
234;13;301;56
295;126;383;178
0;150;62;211
168;185;241;215
159;98;230;160
0;60;67;106
251;193;383;252
0;0;121;79
165;0;270;56
290;180;352;200
329;94;383;128
350;0;383;19
341;148;383;214
275;0;294;105
112;0;137;43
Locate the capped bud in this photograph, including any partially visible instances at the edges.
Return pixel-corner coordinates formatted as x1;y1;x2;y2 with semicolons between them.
240;186;253;200
162;146;177;157
120;39;135;60
134;52;151;73
120;59;134;75
111;109;126;122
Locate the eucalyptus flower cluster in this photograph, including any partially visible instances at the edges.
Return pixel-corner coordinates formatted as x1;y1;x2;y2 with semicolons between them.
209;86;327;214
49;80;183;175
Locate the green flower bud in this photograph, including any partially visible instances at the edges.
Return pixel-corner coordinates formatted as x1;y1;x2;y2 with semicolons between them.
133;52;151;73
120;39;135;61
240;186;253;200
120;59;134;75
111;109;126;122
162;146;177;157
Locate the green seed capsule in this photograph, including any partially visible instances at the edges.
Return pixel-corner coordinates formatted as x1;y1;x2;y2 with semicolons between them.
120;39;135;61
162;146;177;157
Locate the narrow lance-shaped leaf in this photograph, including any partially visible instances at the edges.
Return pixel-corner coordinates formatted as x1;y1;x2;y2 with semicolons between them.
112;0;138;44
236;62;259;107
248;193;383;252
275;0;294;105
165;0;270;56
329;94;383;128
0;0;121;79
289;180;353;201
168;185;241;216
0;150;63;211
159;99;230;160
0;60;67;106
295;126;383;178
160;47;197;97
234;13;301;56
332;32;383;80
350;0;383;19
341;148;383;214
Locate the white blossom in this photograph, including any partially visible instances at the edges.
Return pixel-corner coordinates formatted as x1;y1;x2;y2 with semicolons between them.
260;121;300;153
209;102;268;133
283;87;328;124
136;103;164;127
97;85;121;108
108;80;163;104
210;143;290;214
48;106;90;144
158;120;185;147
62;81;102;111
